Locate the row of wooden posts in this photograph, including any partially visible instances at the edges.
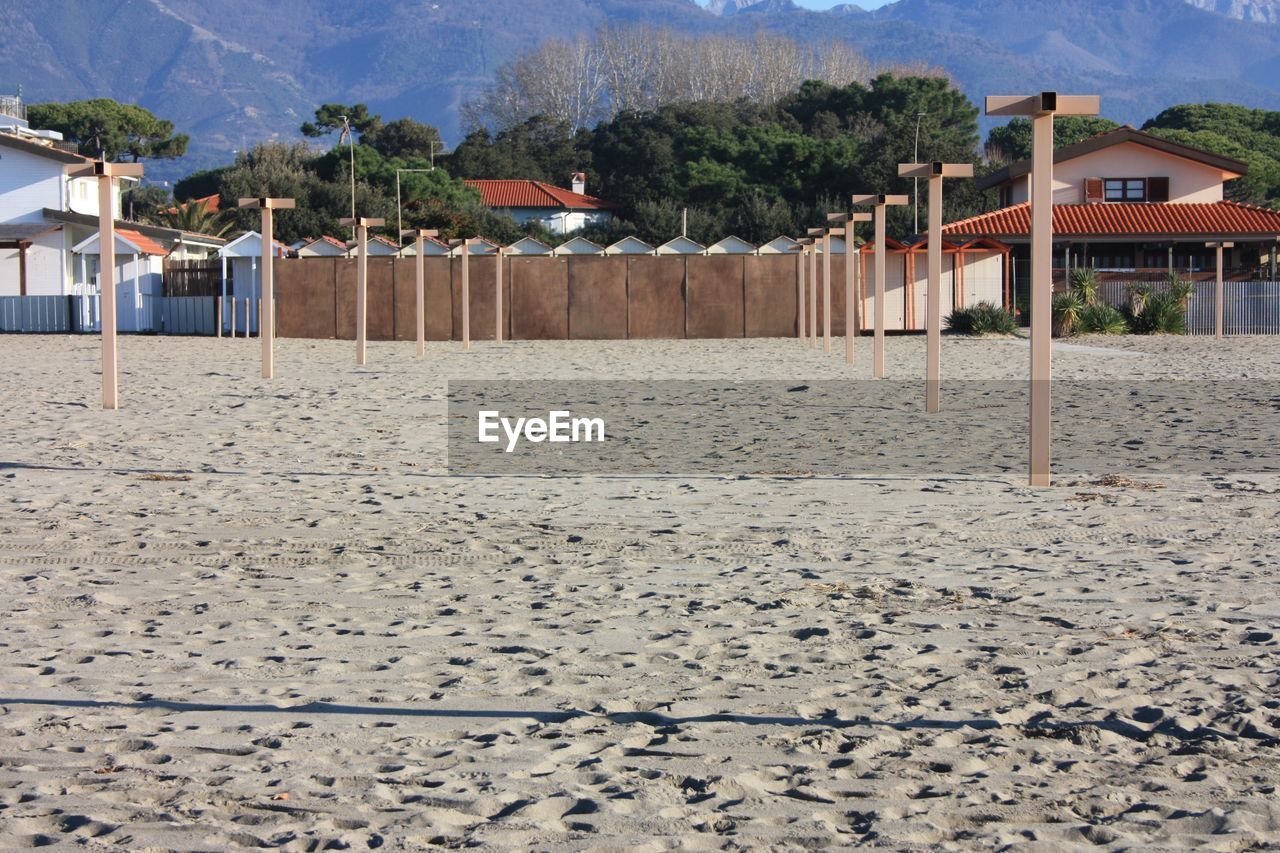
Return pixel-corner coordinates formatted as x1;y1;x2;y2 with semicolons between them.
80;90;1099;486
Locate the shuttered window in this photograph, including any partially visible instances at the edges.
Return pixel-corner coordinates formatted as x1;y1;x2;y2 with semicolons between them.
1147;176;1170;202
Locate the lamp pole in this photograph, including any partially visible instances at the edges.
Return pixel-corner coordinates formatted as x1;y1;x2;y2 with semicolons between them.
913;111;927;235
395;168;436;243
987;91;1101;486
339;115;356;240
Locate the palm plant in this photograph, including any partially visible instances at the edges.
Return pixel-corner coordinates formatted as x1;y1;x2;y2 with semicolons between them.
1068;266;1100;306
154;199;235;238
1052;291;1083;337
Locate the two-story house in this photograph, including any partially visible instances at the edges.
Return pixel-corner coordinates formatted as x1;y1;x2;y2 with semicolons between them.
0;98;222;297
463;174;616;236
944;126;1280;286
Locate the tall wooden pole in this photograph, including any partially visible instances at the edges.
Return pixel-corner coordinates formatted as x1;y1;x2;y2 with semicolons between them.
829;212;871;366
73;161;143;410
852;195;907;380
987;92;1100;486
495;247;504;342
342;216;385;366
402;228;438;357
808;241;819;348
898;163;973;413
1208;241;1232;338
240;198;295;379
796;245;807;340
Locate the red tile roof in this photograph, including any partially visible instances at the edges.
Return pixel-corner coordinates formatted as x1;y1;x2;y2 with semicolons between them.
118;228;169;256
943;201;1280;240
464;179;616;211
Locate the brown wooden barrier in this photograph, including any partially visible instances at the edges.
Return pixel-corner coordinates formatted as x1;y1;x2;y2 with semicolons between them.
744;255;796;337
368;258;396;341
510;257;569;339
276;258;337;339
687;255;744;338
569;256;627;339
628;256;686;338
452;256;498;341
334;259;358;340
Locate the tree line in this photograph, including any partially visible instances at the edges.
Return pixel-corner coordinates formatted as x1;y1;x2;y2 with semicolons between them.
23;27;1280;248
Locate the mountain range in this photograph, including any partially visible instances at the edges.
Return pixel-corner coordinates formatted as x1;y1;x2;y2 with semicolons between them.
2;0;1279;184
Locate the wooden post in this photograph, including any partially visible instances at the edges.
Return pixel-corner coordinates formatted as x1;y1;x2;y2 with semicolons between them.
988;92;1101;487
495;246;504;342
795;245;806;340
402;229;439;357
244;298;250;338
897;163;973;412
230;295;236;337
216;296;222;338
1208;241;1233;338
462;240;472;350
341;216;385;365
828;212;872;365
852;195;908;379
239;197;295;378
71;161;143;409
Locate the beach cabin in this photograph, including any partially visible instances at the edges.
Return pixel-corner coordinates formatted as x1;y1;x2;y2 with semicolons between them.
707;236;757;255
295;236;348;258
365;235;401;257
656;236;706;255
218;231;288;334
506;236;554;256
857;238;911;332
70;229;166;332
758;236;802;255
552;236;605;256
399;235;451;257
605;236;656;255
448;237;501;257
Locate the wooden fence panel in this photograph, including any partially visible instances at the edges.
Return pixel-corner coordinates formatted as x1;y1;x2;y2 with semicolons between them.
276;258;336;339
569;256;627;339
687;255;744;338
392;259;417;342
744;255;797;337
367;258;396;341
163;260;222;297
451;256;498;341
511;257;569;339
628;256;685;339
335;259;358;340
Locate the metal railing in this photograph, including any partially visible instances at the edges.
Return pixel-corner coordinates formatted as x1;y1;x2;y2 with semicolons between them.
0;94;25;121
1097;280;1280;336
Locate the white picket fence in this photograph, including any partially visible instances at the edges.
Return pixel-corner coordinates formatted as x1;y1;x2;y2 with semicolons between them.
1096;280;1280;335
1;292;216;335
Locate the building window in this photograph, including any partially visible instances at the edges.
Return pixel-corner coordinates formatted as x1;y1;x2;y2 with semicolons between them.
1104;178;1146;202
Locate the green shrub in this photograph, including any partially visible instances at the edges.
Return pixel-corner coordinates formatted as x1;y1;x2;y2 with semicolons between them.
1126;291;1187;334
1052;291;1084;336
1069;267;1100;305
945;301;1018;335
1077;302;1128;335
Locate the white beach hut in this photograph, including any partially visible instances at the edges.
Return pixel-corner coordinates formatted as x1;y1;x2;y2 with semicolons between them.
604;236;656;255
295;236;349;258
448;237;501;257
707;235;757;254
758;236;802;254
656;236;706;255
218;231;288;335
506;236;554;256
71;229;167;332
398;235;451;257
552;236;605;256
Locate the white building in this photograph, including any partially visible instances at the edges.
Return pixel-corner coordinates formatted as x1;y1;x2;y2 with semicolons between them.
464;174;616;236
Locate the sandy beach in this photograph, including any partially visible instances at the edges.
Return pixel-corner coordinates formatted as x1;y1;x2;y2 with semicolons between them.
1;332;1278;850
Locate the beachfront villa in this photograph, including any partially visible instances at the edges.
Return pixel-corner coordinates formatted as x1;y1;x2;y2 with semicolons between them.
463;174;616;236
946;126;1280;284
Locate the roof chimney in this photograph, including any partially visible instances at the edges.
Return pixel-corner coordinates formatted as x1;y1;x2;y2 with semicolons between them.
571;172;586;195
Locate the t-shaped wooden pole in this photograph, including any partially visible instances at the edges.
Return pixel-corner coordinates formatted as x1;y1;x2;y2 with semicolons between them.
851;194;908;379
829;212;872;364
341;216;385;365
70;161;144;409
401;228;439;356
240;198;295;379
897;162;974;413
987;92;1101;486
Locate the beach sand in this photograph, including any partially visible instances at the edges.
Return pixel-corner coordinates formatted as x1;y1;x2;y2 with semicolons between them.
0;333;1277;850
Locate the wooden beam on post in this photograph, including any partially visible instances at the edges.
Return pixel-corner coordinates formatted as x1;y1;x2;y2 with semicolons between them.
341;216;385;365
402;228;438;357
985;91;1100;487
897;162;974;413
70;160;144;410
239;197;295;379
851;194;908;379
829;212;872;364
1207;241;1234;338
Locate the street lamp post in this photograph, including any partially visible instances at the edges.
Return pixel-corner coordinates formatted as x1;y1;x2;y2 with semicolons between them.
913;111;927;235
898;161;974;413
986;91;1101;487
851;194;908;379
238;197;296;379
338;116;356;240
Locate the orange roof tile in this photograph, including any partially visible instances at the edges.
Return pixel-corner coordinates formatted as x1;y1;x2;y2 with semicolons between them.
118;228;168;256
943;201;1280;240
464;179;616;211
